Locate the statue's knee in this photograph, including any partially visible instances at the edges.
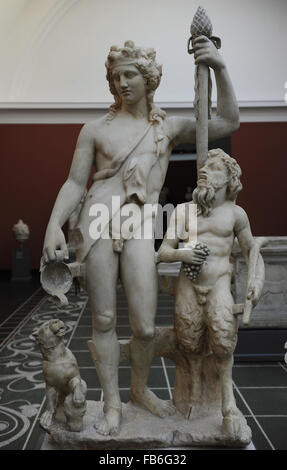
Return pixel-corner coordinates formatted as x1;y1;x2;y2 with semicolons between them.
209;324;237;359
133;324;155;341
212;340;235;360
94;310;115;333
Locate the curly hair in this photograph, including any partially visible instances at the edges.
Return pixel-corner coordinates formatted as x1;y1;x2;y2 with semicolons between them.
105;40;165;123
207;148;242;201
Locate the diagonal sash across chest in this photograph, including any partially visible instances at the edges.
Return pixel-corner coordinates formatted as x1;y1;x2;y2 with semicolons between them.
93;122;153;182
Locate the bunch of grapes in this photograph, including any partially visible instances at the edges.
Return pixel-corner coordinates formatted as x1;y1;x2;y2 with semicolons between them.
182;242;210;281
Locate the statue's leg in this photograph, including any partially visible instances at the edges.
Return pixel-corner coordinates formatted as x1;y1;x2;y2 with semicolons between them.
206;277;240;435
40;385;58;429
174;275;205;416
68;376;87;407
120;238;175;417
85;238;121;436
173;349;204;419
64;378;87;432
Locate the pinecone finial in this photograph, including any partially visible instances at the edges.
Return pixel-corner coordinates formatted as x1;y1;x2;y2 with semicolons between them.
190;6;212;38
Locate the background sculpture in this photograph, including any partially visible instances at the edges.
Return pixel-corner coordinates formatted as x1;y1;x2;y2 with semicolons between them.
12;219;31;281
12;219;30;244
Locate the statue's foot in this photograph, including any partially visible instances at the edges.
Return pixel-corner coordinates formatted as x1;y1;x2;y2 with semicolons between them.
131;388;176;418
95;406;121;436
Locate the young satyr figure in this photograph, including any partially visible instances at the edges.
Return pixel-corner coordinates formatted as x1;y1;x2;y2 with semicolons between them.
42;39;239;436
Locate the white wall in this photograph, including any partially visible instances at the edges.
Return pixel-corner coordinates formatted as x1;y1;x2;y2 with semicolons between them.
0;0;286;104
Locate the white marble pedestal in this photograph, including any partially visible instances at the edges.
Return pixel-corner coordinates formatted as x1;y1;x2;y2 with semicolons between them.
41;401;253;450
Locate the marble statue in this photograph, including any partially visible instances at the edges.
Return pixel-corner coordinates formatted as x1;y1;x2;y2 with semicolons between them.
157;149;265;438
12;219;31;281
12;219;30;243
42;21;239;437
33;319;87;432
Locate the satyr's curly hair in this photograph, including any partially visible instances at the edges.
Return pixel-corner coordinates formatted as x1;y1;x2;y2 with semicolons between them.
208;148;242;201
105;40;165;123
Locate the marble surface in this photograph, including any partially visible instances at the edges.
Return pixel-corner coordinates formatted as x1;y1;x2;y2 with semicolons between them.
41;400;252;450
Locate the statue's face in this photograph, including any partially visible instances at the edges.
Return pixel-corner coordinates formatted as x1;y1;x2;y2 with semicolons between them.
197;157;228;190
111;64;146;105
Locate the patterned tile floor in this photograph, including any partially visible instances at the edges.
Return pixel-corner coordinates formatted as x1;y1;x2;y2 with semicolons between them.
0;285;286;450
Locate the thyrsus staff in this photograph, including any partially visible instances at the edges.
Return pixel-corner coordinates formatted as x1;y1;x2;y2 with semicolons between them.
188;6;222;171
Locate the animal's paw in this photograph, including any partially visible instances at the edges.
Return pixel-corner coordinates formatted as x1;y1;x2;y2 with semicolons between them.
72;380;87;408
39;410;54;430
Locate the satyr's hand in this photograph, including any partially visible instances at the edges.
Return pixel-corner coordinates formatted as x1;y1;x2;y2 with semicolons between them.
192;36;225;71
43;224;68;263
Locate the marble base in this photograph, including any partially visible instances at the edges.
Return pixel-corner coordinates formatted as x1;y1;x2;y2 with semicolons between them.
41;401;252;450
11;246;31;281
233;236;287;328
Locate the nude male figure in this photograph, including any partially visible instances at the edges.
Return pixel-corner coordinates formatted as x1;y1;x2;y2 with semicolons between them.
158;149;265;434
42;38;239;436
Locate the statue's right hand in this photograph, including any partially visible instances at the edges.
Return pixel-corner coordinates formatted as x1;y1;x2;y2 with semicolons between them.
42;224;68;263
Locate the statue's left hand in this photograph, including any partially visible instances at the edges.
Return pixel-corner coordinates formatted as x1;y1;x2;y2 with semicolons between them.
247;282;261;308
192;36;225;71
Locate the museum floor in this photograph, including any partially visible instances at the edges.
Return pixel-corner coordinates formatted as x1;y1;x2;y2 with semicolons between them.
0;276;286;451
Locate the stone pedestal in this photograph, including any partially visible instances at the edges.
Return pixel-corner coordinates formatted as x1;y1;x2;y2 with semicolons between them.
41;401;251;450
11;246;31;281
233;236;287;328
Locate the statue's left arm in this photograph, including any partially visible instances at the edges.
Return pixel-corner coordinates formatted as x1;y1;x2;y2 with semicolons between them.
168;37;240;147
157;205;206;265
234;206;265;307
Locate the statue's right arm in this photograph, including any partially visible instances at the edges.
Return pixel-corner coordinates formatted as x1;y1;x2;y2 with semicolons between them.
43;123;95;262
167;37;239;148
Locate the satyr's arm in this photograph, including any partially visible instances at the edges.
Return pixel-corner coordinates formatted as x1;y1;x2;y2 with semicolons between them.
168;36;240;147
43;123;95;262
157;208;182;263
158;206;205;265
234;206;265;306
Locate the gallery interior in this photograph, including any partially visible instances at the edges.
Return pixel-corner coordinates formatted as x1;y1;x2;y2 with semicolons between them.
0;0;287;451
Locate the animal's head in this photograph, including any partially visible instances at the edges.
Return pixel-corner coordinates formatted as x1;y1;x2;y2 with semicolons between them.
32;319;67;350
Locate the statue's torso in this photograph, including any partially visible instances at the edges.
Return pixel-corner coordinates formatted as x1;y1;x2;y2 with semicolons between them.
75;115;175;260
93;115;173;203
183;202;237;286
